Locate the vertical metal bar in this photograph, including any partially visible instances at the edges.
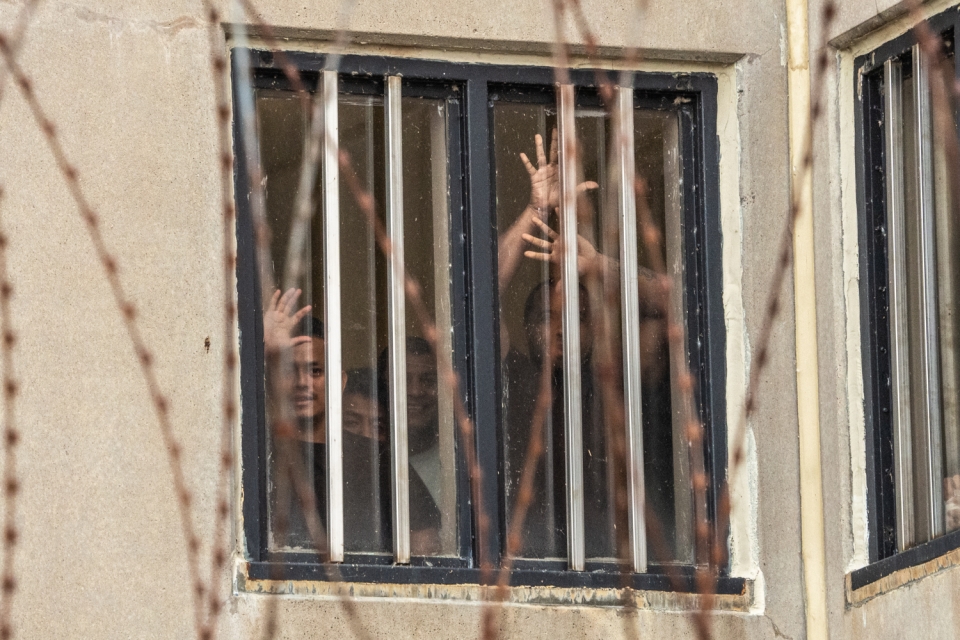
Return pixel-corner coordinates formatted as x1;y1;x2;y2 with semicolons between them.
322;70;345;562
386;75;411;563
913;46;945;538
557;83;585;571
885;58;916;550
615;87;647;573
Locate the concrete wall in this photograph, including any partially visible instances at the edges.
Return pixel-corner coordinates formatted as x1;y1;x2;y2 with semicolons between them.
812;0;960;639
0;0;823;636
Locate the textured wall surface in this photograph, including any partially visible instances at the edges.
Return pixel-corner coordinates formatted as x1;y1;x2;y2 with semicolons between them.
0;0;845;636
812;0;960;639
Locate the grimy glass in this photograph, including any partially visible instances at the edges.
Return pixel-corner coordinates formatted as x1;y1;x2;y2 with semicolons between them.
258;73;456;562
259;71;696;571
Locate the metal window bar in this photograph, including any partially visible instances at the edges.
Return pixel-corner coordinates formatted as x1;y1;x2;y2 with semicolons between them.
557;83;585;571
322;70;345;563
386;75;411;564
884;57;916;550
912;45;945;540
615;87;648;573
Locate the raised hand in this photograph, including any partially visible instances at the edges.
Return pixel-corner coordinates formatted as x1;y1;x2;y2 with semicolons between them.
521;217;600;276
519;130;560;219
519;129;600;220
263;288;312;352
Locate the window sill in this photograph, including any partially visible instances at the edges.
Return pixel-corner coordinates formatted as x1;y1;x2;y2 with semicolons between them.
846;528;960;605
238;561;751;610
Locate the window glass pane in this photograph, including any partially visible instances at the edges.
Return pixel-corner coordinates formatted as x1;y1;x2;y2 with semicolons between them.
338;93;392;554
257;86;456;558
575;105;620;561
399;96;458;556
494;98;565;559
255;88;329;553
495;96;692;563
255;87;394;555
634;109;695;564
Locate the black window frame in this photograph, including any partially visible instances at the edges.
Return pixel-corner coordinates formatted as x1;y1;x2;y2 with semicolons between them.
853;6;960;589
233;50;737;594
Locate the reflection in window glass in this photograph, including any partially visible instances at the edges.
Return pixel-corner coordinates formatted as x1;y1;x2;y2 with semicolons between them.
257;85;457;557
495;95;692;563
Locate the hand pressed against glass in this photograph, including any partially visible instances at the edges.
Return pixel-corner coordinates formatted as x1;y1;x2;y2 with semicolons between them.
497;131;598;358
521;216;602;277
264;288;313;353
519;129;560;219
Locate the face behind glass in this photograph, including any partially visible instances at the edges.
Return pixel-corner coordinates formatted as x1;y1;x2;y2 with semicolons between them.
524;288;593;366
279;337;327;422
406;352;439;434
343;391;385;441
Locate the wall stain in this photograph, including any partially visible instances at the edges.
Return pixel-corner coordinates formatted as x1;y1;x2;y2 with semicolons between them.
61;2;201;38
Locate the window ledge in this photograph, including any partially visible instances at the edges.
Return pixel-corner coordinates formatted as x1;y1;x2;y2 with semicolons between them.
237;561;753;612
846;529;960;605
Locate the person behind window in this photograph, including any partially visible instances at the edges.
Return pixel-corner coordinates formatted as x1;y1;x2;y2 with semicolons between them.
263;290;436;554
500;279;620;557
497;131;674;559
343;367;387;442
378;338;441;507
377;339;444;554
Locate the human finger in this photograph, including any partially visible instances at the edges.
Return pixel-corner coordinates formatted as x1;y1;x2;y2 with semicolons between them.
530;215;559;239
522;233;553;249
549;128;559;164
269;289;282;311
524;250;552;262
278;288;297;313
535;133;546;167
292;304;313;323
576;180;599;193
520;152;537;177
283;288;302;315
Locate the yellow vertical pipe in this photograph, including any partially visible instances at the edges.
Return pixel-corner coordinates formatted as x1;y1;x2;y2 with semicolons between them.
786;0;829;638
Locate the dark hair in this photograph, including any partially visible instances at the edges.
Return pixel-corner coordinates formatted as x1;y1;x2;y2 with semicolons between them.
376;336;435;374
376;337;436;401
344;367;379;400
522;280;589;327
523;280;553;327
294;315;325;340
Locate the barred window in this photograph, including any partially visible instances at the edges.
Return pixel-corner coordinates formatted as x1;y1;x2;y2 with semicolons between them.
235;52;730;591
855;11;960;577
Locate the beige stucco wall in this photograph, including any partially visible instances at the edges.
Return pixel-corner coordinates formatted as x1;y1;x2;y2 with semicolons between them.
0;0;813;637
812;0;960;639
